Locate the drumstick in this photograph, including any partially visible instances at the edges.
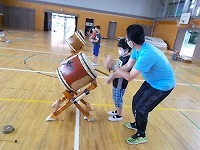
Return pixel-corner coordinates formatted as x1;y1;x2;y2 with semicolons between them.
0;139;18;143
85;33;90;38
104;52;112;72
95;68;109;76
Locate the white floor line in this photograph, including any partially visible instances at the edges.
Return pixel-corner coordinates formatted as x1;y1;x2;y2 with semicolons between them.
74;108;80;150
97;77;200;87
0;46;110;60
1;67;200;87
178;65;200;70
175;83;200;87
0;47;69;55
0;67;56;74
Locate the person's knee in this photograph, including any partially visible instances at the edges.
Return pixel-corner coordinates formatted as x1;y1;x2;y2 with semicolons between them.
136;108;148;119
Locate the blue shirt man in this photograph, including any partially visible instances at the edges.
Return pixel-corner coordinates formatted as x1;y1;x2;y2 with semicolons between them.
106;24;176;145
131;42;175;91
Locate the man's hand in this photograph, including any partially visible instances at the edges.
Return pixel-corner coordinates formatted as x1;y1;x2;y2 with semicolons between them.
105;75;113;84
105;72;119;84
104;54;116;71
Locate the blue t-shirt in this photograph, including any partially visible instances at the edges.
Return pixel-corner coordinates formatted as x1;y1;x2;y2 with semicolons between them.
131;42;175;91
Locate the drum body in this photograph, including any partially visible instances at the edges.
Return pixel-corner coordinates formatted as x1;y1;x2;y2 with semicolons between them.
57;52;97;91
66;30;86;53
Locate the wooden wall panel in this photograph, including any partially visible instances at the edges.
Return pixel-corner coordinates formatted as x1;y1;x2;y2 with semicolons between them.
3;0;153;39
152;20;200;50
153;21;179;50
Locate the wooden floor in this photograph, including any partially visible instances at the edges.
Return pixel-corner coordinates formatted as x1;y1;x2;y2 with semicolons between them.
0;29;200;150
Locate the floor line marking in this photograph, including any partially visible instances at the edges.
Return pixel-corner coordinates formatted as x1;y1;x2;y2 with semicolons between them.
74;108;80;150
180;111;200;130
0;67;56;74
1;67;200;87
0;98;199;112
0;47;69;55
0;46;109;60
0;98;52;103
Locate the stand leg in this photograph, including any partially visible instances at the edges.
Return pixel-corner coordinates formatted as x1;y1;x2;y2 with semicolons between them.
52;96;67;108
46;80;97;122
80;99;93;111
46;99;73;121
74;101;94;122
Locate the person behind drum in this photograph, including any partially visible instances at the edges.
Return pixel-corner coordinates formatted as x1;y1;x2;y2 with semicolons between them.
104;38;132;121
90;25;101;66
0;29;10;43
89;26;97;40
88;26;97;52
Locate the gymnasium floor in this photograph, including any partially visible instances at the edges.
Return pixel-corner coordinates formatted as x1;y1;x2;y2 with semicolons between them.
0;29;200;150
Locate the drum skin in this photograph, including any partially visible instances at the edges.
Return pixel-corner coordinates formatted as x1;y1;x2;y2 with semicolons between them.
66;30;86;53
57;52;96;91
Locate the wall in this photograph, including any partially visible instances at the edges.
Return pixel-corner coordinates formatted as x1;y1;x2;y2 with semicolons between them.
153;19;200;58
21;0;163;18
2;0;153;39
153;21;179;50
152;20;200;50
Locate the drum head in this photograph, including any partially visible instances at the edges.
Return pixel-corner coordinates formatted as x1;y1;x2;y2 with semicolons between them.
78;30;85;40
75;31;86;45
78;52;97;79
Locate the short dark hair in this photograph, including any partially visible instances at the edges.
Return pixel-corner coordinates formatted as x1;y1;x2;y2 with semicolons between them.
126;24;145;45
95;25;100;30
117;38;132;52
89;26;95;34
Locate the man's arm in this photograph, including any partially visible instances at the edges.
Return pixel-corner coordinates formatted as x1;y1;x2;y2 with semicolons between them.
106;58;140;84
116;57;135;72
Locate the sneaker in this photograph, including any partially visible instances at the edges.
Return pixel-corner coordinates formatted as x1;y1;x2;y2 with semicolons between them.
124;122;137;131
107;110;117;116
125;133;147;145
92;62;97;66
108;115;122;122
5;40;10;43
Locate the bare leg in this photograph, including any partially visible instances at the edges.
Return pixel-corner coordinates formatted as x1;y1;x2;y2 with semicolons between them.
93;55;98;64
116;106;123;116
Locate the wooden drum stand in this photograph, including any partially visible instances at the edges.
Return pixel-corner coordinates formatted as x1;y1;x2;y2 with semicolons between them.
46;30;107;122
46;80;97;122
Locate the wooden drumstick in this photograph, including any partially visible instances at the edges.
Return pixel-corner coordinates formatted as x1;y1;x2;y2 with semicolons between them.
0;139;18;143
95;68;109;76
85;33;90;38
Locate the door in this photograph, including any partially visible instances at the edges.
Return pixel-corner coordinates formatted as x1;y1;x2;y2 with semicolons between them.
193;31;200;59
18;9;28;29
3;6;35;30
8;7;18;28
44;12;52;31
107;21;117;39
180;30;200;57
85;18;94;36
27;10;35;30
3;6;9;26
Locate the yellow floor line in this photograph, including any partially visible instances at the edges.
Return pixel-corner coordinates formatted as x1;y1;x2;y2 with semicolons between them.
0;98;199;112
